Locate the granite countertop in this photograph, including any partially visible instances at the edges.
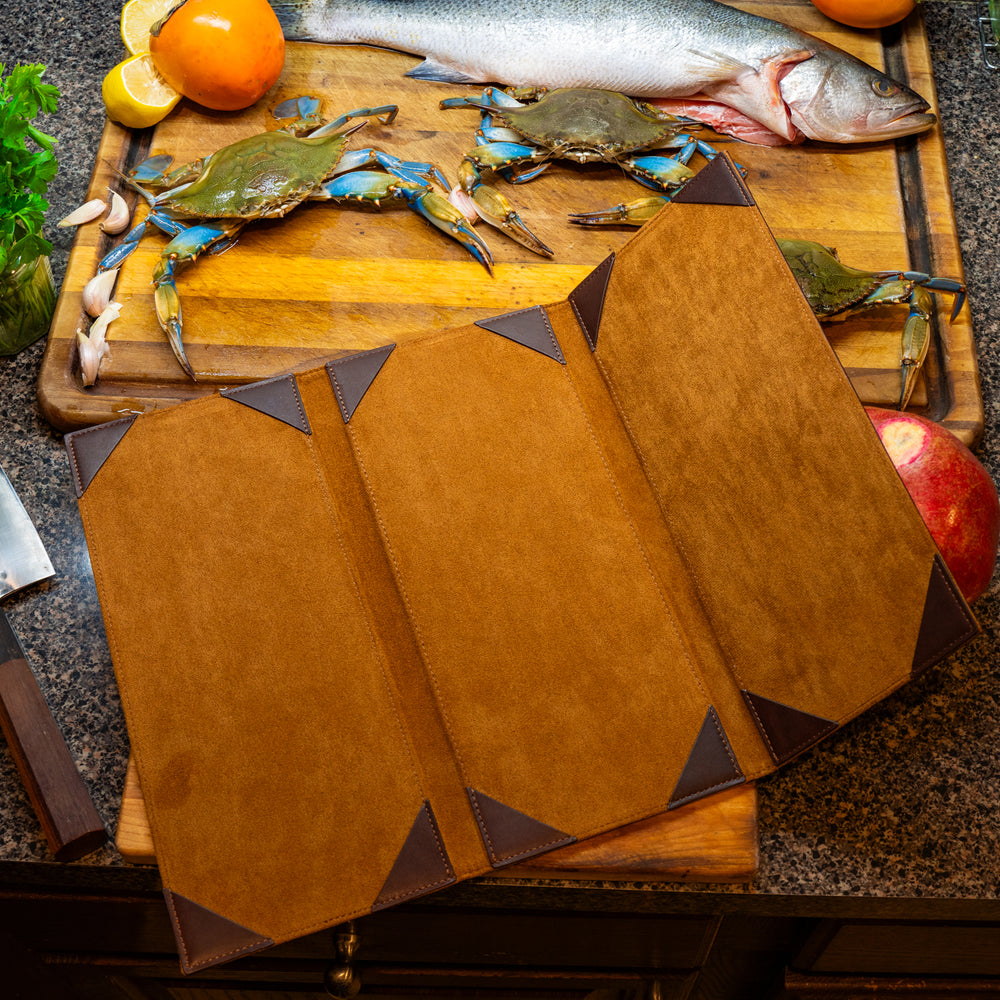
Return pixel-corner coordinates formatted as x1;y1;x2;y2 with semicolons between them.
0;1;998;911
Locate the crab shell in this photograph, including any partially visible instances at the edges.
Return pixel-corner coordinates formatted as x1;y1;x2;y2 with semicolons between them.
778;238;910;318
485;89;689;161
154;129;353;221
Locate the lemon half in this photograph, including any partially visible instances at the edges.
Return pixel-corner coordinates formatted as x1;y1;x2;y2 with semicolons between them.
102;53;181;129
121;0;185;55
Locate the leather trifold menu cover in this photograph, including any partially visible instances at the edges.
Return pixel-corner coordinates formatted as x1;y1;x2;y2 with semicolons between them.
66;156;977;973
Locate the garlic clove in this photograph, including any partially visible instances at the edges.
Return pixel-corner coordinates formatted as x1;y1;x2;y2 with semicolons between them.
82;268;120;318
58;198;107;227
77;302;121;387
89;301;122;352
77;331;102;387
101;190;131;235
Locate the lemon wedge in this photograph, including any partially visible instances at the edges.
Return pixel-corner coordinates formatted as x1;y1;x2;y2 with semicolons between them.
120;0;184;55
102;53;181;129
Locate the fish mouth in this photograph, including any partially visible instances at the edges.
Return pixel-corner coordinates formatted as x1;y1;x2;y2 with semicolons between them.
865;102;937;139
868;107;937;140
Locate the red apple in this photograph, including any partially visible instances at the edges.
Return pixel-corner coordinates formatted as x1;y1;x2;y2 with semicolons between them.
866;407;1000;603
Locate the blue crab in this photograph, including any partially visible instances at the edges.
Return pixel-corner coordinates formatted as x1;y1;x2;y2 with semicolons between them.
439;86;734;255
99;97;492;378
777;238;965;409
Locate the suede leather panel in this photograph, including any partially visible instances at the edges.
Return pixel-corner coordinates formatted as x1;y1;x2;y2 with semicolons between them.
78;395;431;943
578;201;961;774
342;323;714;841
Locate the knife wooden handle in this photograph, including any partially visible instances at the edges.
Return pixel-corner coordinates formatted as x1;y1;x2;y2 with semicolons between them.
0;640;107;861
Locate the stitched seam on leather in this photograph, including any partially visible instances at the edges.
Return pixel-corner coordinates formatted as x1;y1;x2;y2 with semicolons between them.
345;422;471;783
66;420;125;496
914;559;977;673
670;775;744;809
375;802;456;905
717;154;752;206
670;708;744;805
164;891;272;972
481;304;564;362
708;706;743;777
742;693;837;764
305;431;426;798
468;791;572;866
569;262;610;351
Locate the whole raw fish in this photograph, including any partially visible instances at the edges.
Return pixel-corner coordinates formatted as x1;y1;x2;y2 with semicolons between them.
271;0;934;145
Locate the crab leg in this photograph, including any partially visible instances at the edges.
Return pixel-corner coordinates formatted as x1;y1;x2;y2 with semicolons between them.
151;222;242;378
316;170;495;273
568;194;673;226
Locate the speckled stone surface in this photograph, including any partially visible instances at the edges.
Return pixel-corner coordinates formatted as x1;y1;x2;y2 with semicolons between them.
0;2;998;911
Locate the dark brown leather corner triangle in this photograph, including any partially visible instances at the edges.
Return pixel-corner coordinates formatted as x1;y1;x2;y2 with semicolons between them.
163;889;273;974
741;690;837;766
64;415;137;498
568;252;614;351
672;153;754;207
466;788;575;867
371;800;456;912
475;305;565;364
668;707;745;808
221;373;311;433
326;343;395;422
911;553;978;676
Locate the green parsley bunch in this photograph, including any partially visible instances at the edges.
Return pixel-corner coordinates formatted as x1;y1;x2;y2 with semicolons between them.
1;63;59;275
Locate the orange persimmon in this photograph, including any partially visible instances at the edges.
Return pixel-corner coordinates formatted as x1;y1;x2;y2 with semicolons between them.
149;0;285;111
808;0;916;29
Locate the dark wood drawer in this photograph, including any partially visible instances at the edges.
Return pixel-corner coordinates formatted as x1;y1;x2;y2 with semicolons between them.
793;920;1000;977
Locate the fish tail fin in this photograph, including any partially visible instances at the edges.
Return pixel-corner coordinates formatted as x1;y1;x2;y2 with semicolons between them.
271;1;315;37
405;57;480;85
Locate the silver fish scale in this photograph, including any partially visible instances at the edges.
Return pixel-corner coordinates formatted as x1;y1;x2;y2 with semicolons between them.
271;0;934;143
274;0;803;95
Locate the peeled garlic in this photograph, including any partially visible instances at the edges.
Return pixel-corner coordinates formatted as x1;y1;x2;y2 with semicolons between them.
89;301;121;350
76;332;104;387
101;190;131;235
82;268;120;318
77;302;121;387
58;198;107;227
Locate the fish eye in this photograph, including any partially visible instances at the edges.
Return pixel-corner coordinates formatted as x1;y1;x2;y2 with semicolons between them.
872;78;899;98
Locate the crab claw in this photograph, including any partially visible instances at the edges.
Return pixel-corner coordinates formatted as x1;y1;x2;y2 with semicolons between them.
152;276;195;381
569;195;671;227
465;181;553;258
406;188;495;275
899;286;934;410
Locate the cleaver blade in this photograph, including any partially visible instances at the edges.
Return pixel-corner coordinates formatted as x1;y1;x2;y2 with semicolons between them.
1;465;56;598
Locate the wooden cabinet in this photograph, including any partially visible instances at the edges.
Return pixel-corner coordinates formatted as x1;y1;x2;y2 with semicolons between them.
0;886;722;999
786;919;1000;998
7;880;1000;1000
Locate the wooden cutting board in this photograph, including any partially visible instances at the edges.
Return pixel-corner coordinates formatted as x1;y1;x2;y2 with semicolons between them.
39;3;982;445
116;757;759;880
